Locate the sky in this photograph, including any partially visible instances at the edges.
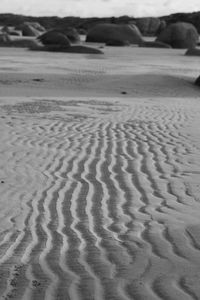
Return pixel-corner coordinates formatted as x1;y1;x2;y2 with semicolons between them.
0;0;200;18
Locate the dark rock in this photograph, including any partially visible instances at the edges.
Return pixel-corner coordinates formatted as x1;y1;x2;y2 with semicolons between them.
156;22;199;49
23;25;40;36
86;23;143;45
52;27;80;43
38;31;71;46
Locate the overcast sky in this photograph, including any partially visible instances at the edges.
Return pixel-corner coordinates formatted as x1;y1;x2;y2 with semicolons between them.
0;0;200;17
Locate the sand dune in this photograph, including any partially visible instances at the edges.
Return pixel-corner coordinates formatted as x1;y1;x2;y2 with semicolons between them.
0;94;200;299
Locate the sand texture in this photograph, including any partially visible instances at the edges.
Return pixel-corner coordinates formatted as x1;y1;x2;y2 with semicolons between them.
0;46;200;300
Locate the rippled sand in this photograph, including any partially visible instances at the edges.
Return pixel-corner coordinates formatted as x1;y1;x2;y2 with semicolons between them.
0;46;200;300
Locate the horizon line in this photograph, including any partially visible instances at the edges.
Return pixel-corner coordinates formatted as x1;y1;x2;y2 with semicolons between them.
0;10;200;19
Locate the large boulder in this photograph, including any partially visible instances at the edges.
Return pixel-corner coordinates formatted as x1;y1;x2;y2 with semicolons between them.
86;23;143;44
156;22;199;49
38;31;71;47
50;27;80;43
22;24;40;37
136;17;161;36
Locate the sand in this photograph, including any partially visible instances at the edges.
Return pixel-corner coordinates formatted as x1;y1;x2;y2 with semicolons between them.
0;45;200;300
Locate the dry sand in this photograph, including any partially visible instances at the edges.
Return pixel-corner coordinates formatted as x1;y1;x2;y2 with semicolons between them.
0;45;200;299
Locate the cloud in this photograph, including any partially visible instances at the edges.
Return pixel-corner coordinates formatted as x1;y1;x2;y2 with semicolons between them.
0;0;200;17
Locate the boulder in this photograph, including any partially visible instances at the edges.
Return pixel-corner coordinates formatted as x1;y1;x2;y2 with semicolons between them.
38;31;71;47
23;24;40;37
51;27;80;43
136;17;161;36
86;23;143;44
156;22;199;49
185;47;200;56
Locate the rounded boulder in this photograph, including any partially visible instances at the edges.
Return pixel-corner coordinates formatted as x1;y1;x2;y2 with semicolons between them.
156;22;199;49
38;31;71;47
86;23;143;45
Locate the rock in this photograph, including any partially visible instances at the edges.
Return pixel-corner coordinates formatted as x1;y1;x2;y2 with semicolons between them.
51;27;80;43
86;23;143;45
38;31;71;47
22;24;40;37
156;22;199;49
136;17;161;36
185;47;200;56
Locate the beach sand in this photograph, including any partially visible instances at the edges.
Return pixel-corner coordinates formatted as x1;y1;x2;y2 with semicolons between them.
0;45;200;299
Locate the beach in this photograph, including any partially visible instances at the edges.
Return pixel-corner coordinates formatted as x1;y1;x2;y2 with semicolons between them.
0;45;200;299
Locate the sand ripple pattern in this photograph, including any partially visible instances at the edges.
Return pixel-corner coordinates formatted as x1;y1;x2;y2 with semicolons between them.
0;97;200;300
